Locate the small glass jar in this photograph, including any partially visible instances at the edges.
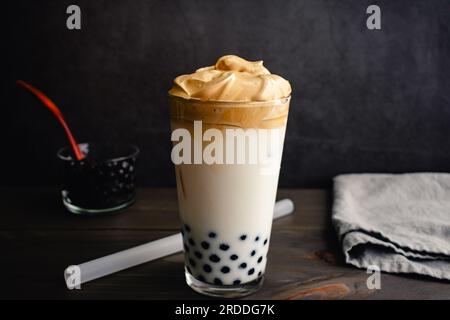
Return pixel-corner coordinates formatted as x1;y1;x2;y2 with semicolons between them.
57;142;139;215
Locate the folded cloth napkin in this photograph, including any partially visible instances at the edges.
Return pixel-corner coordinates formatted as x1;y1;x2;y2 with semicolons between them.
332;173;450;280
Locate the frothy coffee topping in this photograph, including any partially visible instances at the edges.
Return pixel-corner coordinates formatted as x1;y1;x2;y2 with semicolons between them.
169;55;291;102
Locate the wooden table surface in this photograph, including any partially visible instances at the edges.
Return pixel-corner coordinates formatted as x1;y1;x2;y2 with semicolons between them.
1;188;449;300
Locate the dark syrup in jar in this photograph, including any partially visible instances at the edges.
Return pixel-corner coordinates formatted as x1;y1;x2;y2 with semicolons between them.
59;143;138;211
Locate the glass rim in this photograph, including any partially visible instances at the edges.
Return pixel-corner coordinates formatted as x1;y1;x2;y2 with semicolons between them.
168;93;291;107
57;142;140;163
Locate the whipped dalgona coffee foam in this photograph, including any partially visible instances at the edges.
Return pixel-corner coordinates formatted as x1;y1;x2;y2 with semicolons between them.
169;55;291;102
169;55;291;129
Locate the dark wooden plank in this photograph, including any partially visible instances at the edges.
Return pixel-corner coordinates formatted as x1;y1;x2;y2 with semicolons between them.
1;188;449;299
0;188;180;230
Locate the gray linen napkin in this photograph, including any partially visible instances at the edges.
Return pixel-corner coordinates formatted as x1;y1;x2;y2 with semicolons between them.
332;173;450;280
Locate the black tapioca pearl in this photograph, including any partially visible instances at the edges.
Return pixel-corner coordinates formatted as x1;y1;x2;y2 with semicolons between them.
233;279;241;285
219;243;230;251
240;234;247;241
214;278;223;285
183;244;189;253
239;262;247;269
181;229;185;236
201;241;210;249
263;238;268;245
251;250;256;257
188;238;195;246
194;251;203;259
203;264;212;273
198;275;206;282
209;254;220;263
248;268;255;275
184;224;191;232
189;258;196;267
257;256;263;263
208;232;217;238
230;254;238;261
255;236;260;242
221;266;230;274
258;271;262;277
186;266;192;274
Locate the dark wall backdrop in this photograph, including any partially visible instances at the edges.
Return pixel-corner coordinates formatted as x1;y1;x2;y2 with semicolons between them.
3;0;450;188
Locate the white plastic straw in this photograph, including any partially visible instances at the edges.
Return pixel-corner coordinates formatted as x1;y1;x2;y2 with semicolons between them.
64;198;294;288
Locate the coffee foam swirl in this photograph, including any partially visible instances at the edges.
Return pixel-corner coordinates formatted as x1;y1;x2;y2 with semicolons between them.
169;55;291;102
169;96;290;129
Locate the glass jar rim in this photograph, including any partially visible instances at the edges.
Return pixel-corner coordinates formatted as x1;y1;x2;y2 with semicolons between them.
57;142;140;163
168;93;291;107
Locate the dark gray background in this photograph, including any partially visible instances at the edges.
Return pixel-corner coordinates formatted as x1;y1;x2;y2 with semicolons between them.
3;0;450;188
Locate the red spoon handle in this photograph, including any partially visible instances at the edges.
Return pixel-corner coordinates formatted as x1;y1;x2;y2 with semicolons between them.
17;80;85;161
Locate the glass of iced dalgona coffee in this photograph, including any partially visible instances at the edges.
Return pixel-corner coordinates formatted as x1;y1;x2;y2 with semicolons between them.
168;55;291;298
